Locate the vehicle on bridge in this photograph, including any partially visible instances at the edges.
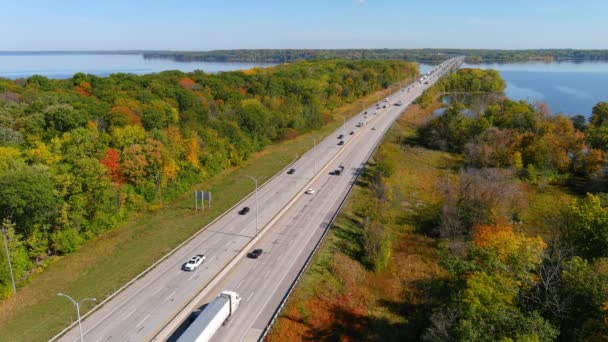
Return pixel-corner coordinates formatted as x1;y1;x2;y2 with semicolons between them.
177;291;241;342
247;248;264;259
183;254;206;271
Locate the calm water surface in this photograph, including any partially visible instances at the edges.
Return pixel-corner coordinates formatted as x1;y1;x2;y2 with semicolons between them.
462;61;608;117
0;53;274;79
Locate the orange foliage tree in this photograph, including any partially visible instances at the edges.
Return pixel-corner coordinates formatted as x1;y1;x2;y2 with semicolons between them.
179;77;196;90
74;81;92;97
473;222;546;274
100;148;123;187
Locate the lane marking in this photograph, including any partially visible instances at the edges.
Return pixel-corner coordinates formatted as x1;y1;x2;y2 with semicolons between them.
163;291;176;304
95;337;104;342
122;308;136;321
246;291;255;303
151;287;162;297
188;272;197;281
236;279;245;289
136;313;151;327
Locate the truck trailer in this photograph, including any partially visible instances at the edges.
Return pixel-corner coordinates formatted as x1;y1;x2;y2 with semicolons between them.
177;291;242;342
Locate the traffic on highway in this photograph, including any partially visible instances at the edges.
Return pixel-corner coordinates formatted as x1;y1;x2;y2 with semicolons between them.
53;57;464;342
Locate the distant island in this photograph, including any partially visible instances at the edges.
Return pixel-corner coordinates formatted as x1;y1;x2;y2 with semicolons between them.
140;49;608;64
2;49;608;64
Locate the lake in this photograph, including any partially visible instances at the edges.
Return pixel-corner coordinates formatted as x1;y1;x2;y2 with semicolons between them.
0;53;274;79
460;61;608;117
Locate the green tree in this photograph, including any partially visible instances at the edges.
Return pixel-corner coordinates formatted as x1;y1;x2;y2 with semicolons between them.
0;167;60;235
590;102;608;128
561;194;608;259
44;104;88;135
561;257;608;341
0;219;29;298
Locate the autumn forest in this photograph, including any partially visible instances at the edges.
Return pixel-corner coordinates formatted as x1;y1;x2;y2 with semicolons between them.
0;60;418;298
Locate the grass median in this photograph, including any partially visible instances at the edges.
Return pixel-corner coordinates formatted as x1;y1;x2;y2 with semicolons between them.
0;84;405;342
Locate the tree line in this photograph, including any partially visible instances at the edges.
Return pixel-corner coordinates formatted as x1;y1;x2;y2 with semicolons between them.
142;49;608;64
414;69;608;341
0;59;418;298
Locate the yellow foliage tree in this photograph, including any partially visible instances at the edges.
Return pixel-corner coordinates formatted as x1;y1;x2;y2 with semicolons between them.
26;141;62;165
473;222;546;273
163;159;180;183
185;134;200;169
0;146;22;171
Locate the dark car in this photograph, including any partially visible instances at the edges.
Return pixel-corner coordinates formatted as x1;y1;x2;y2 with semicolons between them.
349;131;355;135
364;111;368;114
382;105;387;108
247;249;263;259
287;168;296;174
331;169;341;176
239;207;250;215
337;140;344;146
337;134;344;139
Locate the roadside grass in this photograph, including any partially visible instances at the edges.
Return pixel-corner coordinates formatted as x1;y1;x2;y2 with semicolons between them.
0;86;399;342
267;103;458;341
520;183;575;237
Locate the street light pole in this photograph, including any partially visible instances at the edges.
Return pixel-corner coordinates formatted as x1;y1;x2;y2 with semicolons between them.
57;293;96;342
310;137;317;175
1;223;16;294
245;176;259;234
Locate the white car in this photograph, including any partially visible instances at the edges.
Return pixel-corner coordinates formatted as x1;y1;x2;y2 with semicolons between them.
305;188;315;195
184;254;206;271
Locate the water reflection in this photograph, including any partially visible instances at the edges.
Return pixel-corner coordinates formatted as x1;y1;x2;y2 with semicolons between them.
433;93;503;117
460;62;608;117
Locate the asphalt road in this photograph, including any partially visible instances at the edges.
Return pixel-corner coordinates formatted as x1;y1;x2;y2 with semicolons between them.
56;57;463;342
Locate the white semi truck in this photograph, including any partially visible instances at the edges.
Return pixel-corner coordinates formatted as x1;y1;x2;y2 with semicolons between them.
177;291;242;342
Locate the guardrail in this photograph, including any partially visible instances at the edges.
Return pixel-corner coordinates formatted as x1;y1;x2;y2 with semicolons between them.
257;60;460;341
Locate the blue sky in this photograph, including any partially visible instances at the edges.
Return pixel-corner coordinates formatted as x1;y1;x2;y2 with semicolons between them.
1;0;606;50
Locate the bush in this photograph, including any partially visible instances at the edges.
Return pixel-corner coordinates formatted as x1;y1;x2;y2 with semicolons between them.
51;229;83;254
362;218;391;271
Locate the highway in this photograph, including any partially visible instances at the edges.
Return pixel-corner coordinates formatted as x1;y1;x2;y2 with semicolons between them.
54;57;463;342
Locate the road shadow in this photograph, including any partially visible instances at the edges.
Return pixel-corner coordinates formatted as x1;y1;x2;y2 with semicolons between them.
331;216;364;262
396;202;442;238
166;303;208;342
